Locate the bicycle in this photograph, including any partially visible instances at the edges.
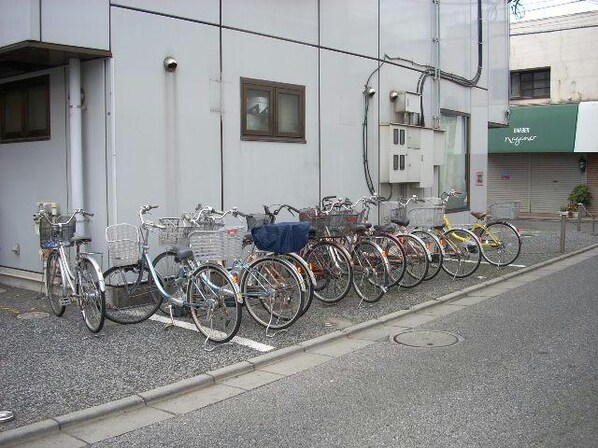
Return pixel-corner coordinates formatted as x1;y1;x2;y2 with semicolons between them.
34;205;106;333
104;205;243;346
314;196;390;303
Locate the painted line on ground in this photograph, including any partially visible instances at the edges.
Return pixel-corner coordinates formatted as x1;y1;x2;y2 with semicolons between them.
148;314;275;352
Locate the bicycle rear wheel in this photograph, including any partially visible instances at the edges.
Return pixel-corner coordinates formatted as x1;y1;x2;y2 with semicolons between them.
45;251;66;317
351;240;388;303
241;256;305;330
187;263;242;343
395;233;429;288
410;229;444;281
153;250;183;315
375;234;406;288
281;252;314;317
103;264;162;324
303;240;353;304
441;228;482;278
78;257;106;333
477;221;521;267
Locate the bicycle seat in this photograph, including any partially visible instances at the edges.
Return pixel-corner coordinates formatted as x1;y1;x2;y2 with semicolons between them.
471;211;487;220
391;218;410;227
175;248;193;263
373;225;395;233
70;235;91;244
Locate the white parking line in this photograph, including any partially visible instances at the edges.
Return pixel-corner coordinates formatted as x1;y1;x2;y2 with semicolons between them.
148;314;275;352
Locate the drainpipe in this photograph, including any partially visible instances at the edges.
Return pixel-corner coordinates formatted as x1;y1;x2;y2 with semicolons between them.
69;58;85;235
433;0;441;129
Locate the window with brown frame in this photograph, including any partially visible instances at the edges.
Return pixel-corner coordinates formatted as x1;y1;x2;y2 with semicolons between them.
0;75;50;143
241;78;305;142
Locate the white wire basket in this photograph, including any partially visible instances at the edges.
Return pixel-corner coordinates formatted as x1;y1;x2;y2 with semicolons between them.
106;223;140;267
189;226;244;264
407;206;445;228
488;201;521;220
380;200;445;228
380;202;407;225
158;217;223;247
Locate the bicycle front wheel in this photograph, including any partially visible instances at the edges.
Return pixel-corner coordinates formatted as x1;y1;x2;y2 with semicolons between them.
441;228;482;278
478;221;522;267
375;234;406;288
395;233;429;288
187;263;242;343
303;241;353;304
351;240;388;303
281;252;314;317
104;264;162;324
241;256;305;330
45;251;66;316
78;257;106;333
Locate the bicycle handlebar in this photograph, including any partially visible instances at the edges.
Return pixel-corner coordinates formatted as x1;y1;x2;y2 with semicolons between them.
138;205;165;229
34;207;93;226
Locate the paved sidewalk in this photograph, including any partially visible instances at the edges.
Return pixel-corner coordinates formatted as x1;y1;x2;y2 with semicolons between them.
1;217;597;446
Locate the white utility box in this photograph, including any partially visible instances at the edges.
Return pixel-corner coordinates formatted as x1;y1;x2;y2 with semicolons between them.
379;123;445;188
394;91;421;114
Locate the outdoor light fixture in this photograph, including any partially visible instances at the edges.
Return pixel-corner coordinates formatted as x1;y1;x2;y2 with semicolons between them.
578;156;587;173
363;86;376;97
163;57;178;72
389;90;399;101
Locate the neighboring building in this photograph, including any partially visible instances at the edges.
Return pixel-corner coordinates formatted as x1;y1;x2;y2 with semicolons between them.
488;11;598;215
0;0;510;285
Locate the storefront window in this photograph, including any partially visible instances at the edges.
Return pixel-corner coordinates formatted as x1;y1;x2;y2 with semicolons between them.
439;113;469;211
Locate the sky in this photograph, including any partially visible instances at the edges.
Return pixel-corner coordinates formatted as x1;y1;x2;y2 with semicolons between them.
511;0;598;21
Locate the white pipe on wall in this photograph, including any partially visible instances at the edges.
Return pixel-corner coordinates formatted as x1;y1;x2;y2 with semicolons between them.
69;58;85;234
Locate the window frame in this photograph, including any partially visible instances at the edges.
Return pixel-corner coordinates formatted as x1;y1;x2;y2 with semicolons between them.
240;77;305;143
510;68;550;100
0;75;50;144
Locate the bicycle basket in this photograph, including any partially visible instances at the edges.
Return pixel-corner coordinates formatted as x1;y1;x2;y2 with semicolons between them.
158;217;223;246
380;202;407;225
39;216;77;249
407;206;445;228
488;201;520;220
106;223;140;267
189;226;244;264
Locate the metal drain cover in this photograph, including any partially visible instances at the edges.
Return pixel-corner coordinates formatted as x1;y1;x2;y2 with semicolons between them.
393;330;462;348
17;311;50;320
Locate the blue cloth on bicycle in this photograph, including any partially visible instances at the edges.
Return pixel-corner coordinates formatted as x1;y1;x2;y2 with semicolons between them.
251;222;310;254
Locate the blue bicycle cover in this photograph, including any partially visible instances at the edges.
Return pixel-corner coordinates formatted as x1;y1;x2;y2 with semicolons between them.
251;222;310;254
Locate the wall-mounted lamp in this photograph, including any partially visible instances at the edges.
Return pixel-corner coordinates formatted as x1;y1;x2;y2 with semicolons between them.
578;156;587;173
163;57;178;72
363;86;376;97
389;90;399;101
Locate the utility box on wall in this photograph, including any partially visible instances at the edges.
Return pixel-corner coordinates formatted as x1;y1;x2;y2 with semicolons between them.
379;123;445;188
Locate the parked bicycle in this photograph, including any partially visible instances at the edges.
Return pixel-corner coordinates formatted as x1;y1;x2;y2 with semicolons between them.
35;204;106;333
104;205;243;346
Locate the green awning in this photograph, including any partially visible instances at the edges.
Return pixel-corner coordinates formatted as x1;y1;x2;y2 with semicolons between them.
489;104;578;153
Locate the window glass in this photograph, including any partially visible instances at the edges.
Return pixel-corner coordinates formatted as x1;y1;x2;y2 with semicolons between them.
439;114;469;211
277;92;299;134
510;69;550;99
1;75;49;142
28;86;48;132
246;89;271;132
3;91;23;134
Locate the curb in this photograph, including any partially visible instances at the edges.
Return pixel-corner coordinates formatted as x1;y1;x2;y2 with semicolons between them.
2;243;598;447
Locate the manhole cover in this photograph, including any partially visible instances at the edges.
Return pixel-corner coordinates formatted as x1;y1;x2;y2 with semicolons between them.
393;330;462;348
17;311;50;320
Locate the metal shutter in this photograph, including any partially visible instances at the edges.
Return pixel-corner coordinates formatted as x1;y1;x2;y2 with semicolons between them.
530;154;583;213
488;154;530;212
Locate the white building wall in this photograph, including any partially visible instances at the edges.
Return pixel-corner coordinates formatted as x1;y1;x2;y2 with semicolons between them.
0;0;40;47
111;0;219;24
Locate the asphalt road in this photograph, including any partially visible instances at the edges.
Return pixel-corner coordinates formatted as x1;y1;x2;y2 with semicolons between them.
90;250;598;447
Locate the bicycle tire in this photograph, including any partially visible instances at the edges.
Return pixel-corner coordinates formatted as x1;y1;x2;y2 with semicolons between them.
477;221;522;267
45;251;66;317
153;250;183;315
395;233;429;288
241;256;305;330
441;228;482;278
303;240;353;304
103;264;162;324
187;263;242;343
410;229;444;281
374;233;407;288
280;252;315;317
351;240;388;303
78;257;106;333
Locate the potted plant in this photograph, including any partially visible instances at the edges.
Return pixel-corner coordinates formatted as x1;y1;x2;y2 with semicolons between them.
568;184;592;216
